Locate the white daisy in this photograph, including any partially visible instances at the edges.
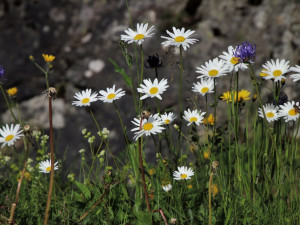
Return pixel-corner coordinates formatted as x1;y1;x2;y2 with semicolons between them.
261;59;290;82
131;114;165;140
39;159;58;173
279;101;300;122
121;23;155;45
0;124;23;148
161;27;198;51
196;58;229;79
160;112;176;125
162;184;172;192
98;85;125;103
72;89;98;107
183;109;206;126
219;46;248;72
258;103;280;123
192;78;214;96
289;65;300;82
137;78;169;100
173;166;194;180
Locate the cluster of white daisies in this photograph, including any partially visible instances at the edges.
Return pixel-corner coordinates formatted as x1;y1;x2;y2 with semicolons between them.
0;124;58;173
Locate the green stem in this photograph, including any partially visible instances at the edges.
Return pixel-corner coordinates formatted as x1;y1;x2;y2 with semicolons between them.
88;108;120;170
113;102;129;145
248;64;290;182
0;84;18;123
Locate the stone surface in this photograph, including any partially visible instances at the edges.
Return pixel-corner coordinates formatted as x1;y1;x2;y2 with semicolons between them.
0;0;299;166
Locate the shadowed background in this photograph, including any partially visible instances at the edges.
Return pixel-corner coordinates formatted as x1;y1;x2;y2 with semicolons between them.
0;0;299;168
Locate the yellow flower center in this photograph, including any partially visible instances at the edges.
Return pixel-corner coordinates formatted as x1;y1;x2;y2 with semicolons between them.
143;123;153;131
180;174;187;179
149;87;158;95
208;69;219;77
174;36;185;42
46;167;51;172
189;117;198;122
230;57;239;65
107;93;116;99
5;134;14;142
266;112;274;118
134;34;145;40
273;70;282;77
164;119;170;124
81;98;90;104
201;87;209;93
288;108;298;116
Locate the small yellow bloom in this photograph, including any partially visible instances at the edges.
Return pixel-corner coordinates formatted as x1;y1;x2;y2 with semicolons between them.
203;113;216;125
29;55;34;61
203;151;210;159
149;169;155;176
237;89;251;102
220;90;250;103
220;91;234;103
42;54;55;63
212;183;219;197
6;87;18;96
18;171;32;181
187;184;193;189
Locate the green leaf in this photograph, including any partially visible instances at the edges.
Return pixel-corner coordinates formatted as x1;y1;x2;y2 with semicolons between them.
109;58;133;88
74;181;91;200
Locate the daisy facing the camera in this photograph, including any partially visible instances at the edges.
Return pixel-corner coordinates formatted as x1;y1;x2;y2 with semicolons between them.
0;124;23;148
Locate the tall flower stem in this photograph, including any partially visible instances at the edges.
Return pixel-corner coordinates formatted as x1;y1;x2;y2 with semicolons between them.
179;46;184;119
88;108;120;170
8;136;29;223
138;115;151;212
138;45;144;114
43;96;55;225
0;84;18;123
208;170;213;225
33;61;49;90
248;65;290;181
113;102;129;145
213;78;217;143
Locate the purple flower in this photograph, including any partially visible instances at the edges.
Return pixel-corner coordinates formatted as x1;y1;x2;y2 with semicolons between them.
0;65;4;78
234;42;256;63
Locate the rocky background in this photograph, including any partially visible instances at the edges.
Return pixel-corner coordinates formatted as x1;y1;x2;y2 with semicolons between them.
0;0;299;168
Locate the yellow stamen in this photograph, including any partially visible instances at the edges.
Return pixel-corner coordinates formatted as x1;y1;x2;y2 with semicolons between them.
208;69;219;77
181;174;187;179
288;108;297;116
174;36;185;42
143;123;153;131
5;135;14;142
189;117;198;122
107;93;116;99
164;119;170;124
273;70;282;77
149;87;158;94
81;98;90;104
201;87;209;93
134;34;145;40
266;112;274;118
230;57;239;65
46;167;51;172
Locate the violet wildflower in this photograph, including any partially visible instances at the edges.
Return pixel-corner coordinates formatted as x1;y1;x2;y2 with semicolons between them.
145;54;163;69
234;42;256;63
0;65;4;78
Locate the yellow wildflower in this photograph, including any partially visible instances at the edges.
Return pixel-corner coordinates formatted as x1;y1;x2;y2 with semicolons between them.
187;184;193;189
203;113;216;125
149;169;155;176
237;89;251;102
6;87;18;96
203;151;210;159
42;54;55;63
212;183;219;197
